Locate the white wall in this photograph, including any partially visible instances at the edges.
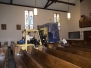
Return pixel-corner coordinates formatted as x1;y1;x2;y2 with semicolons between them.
0;4;68;45
68;0;91;40
60;12;68;40
80;1;91;17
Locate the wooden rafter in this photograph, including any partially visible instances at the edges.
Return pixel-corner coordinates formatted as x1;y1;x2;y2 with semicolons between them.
44;1;54;8
10;0;13;4
49;0;75;6
44;0;50;8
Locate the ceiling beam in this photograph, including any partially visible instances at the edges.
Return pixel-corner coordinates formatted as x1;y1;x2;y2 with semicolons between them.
49;0;75;6
10;0;13;4
44;0;50;8
0;2;67;12
80;0;83;2
44;1;54;8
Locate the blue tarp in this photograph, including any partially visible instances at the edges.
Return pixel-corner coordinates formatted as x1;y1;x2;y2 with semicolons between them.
40;23;60;43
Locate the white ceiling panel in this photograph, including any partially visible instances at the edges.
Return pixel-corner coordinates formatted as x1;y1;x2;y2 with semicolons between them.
13;0;49;8
48;3;68;11
35;0;48;8
0;0;10;3
13;0;35;6
58;0;78;3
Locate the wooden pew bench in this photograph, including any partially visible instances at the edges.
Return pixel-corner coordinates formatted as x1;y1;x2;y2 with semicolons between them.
13;47;43;68
69;45;91;49
56;47;91;59
31;55;51;68
27;46;51;68
28;47;80;68
65;46;91;53
44;47;91;68
0;47;8;68
14;55;27;68
18;46;51;68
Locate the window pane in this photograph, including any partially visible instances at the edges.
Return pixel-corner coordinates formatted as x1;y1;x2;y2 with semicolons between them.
57;14;60;30
57;14;60;27
29;11;33;29
30;24;33;29
25;10;29;29
54;14;57;23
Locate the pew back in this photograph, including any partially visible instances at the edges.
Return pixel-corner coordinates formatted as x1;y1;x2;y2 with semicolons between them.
20;49;42;68
57;47;91;59
45;47;91;68
32;48;80;68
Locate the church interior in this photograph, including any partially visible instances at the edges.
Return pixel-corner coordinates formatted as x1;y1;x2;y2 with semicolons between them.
0;0;91;68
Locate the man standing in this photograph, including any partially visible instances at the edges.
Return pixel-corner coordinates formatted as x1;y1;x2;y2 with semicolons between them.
61;38;67;47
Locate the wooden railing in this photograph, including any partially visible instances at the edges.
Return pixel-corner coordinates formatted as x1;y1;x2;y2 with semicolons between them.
79;20;91;28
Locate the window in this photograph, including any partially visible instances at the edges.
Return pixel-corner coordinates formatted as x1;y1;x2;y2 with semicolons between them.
25;10;33;29
54;14;60;30
69;31;80;39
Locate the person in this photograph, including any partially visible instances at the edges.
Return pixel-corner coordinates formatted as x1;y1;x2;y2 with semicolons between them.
61;38;67;47
27;32;33;42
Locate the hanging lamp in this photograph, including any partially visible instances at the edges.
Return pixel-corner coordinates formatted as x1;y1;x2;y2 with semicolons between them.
34;0;38;16
67;0;71;20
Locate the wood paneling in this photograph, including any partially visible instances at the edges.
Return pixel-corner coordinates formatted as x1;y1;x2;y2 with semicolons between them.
79;20;91;28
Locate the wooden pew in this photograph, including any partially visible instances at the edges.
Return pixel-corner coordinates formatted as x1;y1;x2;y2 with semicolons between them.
13;46;45;68
15;46;51;68
0;47;8;68
14;55;27;68
44;47;91;68
0;42;1;47
65;46;91;53
72;45;91;49
28;47;80;68
56;47;91;59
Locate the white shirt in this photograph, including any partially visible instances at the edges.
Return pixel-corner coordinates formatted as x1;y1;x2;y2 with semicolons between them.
27;35;33;41
62;39;67;44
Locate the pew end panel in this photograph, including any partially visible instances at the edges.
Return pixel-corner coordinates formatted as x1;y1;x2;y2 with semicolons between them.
0;46;8;68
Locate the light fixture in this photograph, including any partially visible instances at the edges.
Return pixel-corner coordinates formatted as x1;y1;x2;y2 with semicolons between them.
67;0;71;20
34;0;38;16
67;13;71;20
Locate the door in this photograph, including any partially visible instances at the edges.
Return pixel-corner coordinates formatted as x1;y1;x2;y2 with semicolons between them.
84;31;91;41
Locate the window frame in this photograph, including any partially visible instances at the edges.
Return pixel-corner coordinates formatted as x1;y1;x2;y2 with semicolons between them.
69;31;80;39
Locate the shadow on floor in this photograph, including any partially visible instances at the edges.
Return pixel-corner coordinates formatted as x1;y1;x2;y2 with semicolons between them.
8;47;16;68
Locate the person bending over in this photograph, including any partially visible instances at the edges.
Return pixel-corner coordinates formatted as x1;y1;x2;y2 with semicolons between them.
60;38;67;47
